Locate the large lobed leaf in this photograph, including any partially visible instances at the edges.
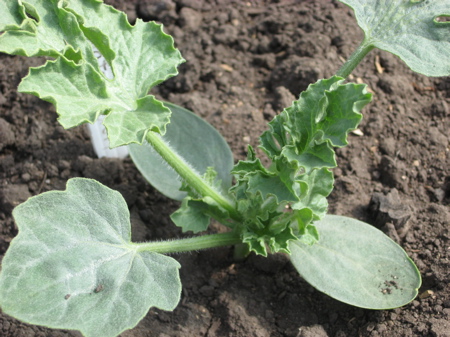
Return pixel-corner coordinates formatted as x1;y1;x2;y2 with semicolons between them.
0;0;184;147
340;0;450;76
0;178;182;337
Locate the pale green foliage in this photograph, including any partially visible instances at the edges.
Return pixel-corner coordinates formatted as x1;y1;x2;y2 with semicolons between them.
163;77;372;255
0;0;430;336
0;1;23;29
0;0;68;57
290;215;421;309
340;0;450;76
0;179;181;337
0;0;184;147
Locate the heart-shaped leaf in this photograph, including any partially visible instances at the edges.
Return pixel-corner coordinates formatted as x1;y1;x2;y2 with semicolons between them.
0;178;182;337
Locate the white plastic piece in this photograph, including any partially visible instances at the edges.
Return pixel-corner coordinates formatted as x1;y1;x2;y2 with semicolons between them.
87;44;129;159
87;115;129;159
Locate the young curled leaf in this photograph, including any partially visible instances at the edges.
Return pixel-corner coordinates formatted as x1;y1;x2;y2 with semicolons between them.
230;76;372;254
243;225;297;257
260;76;371;172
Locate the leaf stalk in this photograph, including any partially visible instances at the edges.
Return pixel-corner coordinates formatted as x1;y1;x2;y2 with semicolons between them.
145;131;240;220
336;41;375;78
135;231;242;254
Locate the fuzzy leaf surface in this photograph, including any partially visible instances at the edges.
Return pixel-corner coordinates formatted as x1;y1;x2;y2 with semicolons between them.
0;1;24;30
1;0;184;147
290;215;421;309
0;0;68;57
0;178;181;337
340;0;450;76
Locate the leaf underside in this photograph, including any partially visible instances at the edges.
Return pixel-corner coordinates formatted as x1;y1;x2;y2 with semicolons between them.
290;215;421;309
0;178;182;337
340;0;450;76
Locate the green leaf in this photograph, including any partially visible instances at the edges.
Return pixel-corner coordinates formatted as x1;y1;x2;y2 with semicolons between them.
290;215;421;309
321;83;368;147
340;0;450;76
63;0;183;98
171;168;232;233
2;0;184;147
232;150;300;203
0;0;67;57
0;178;182;337
291;208;317;244
243;218;297;256
170;195;232;233
230;77;371;254
170;199;212;233
246;171;300;203
0;0;24;30
19;56;112;127
260;76;371;172
129;103;234;201
292;168;334;219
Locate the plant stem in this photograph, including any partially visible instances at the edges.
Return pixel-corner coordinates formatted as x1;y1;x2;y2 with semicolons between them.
135;231;242;254
233;243;250;261
336;40;375;78
145;131;241;220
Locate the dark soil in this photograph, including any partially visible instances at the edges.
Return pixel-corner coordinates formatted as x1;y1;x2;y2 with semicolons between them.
1;1;449;336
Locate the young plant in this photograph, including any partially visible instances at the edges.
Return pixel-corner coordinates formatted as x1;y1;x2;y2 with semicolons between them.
0;0;448;336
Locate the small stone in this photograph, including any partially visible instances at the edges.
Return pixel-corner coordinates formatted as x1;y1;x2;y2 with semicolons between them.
179;7;202;30
274;86;296;111
0;184;32;213
369;188;414;237
21;173;31;182
428;127;449;147
351;128;364;136
298;324;328;337
376;323;387;333
0;118;15;150
379;137;397;157
137;0;175;21
419;289;434;299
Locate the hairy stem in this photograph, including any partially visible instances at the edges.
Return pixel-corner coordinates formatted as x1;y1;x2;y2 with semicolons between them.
336;40;375;78
135;231;242;254
145;131;240;220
